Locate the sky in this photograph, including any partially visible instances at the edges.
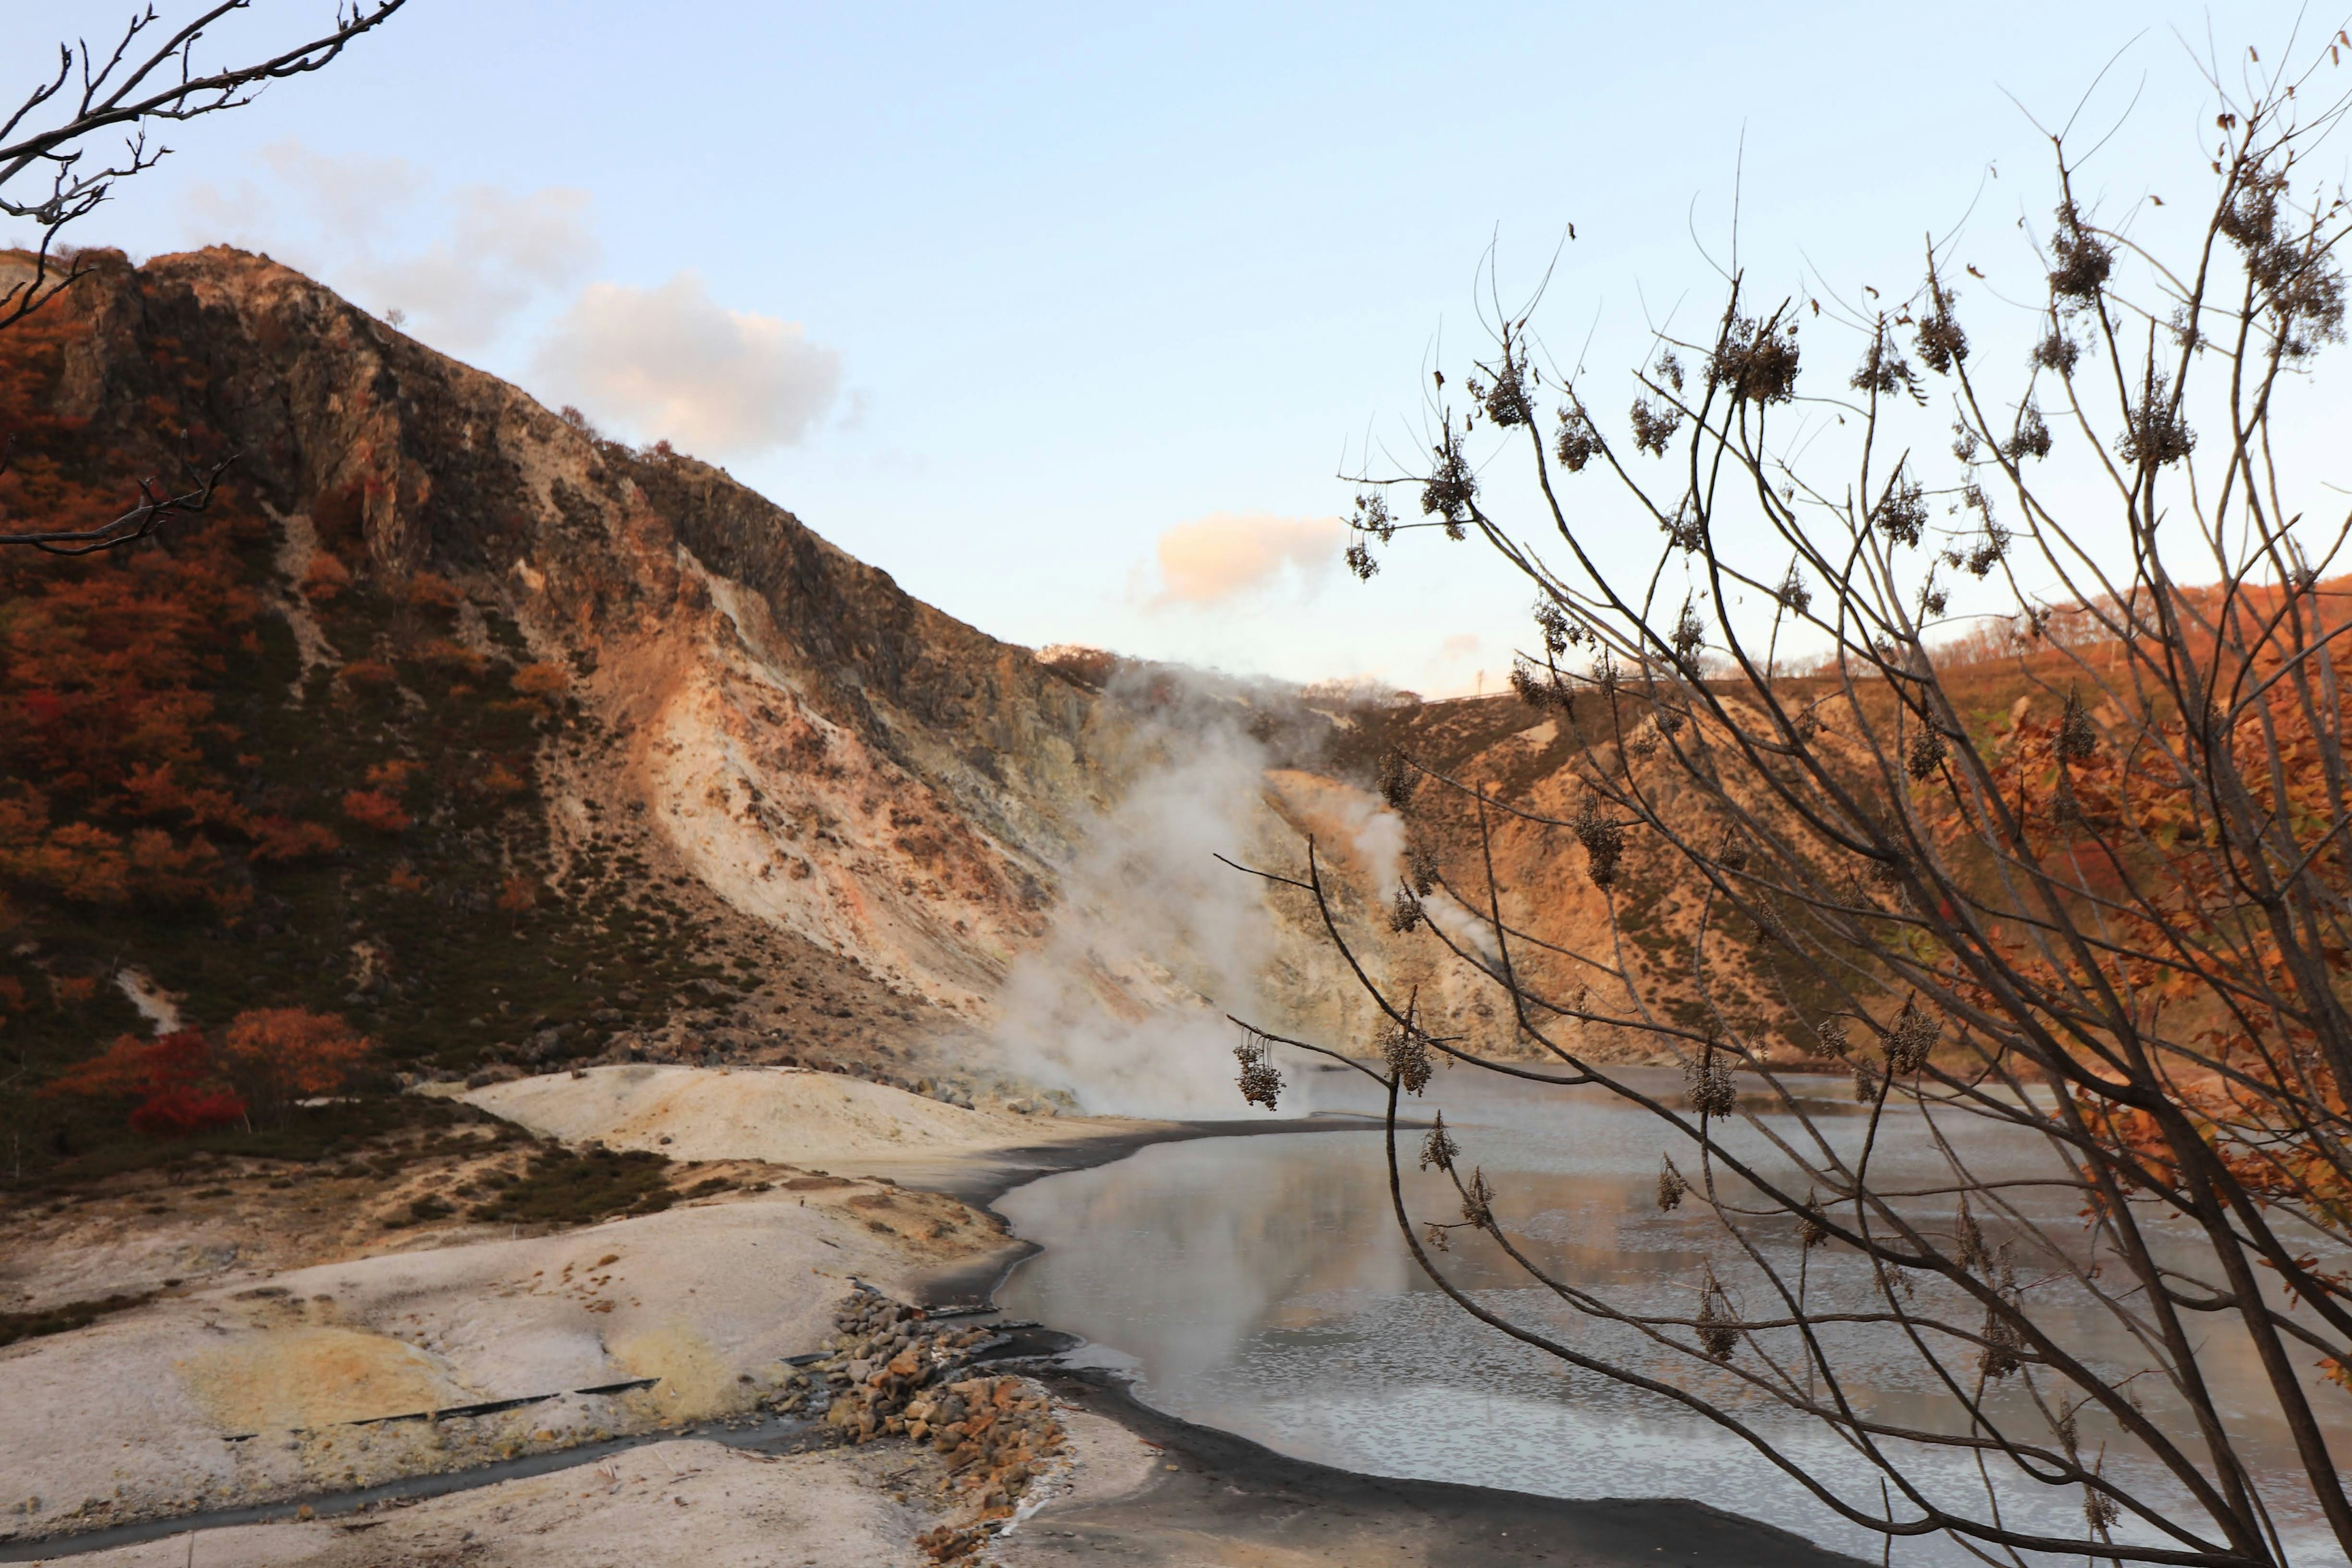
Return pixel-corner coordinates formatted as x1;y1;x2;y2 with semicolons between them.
8;0;2348;695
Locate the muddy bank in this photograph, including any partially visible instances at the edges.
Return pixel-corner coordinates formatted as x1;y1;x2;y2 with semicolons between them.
2;1077;1863;1566
1001;1366;1870;1568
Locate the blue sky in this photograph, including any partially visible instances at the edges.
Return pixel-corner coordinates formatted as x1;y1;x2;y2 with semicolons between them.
12;1;2345;693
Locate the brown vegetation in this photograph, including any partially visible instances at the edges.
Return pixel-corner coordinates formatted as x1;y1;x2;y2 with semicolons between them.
1248;43;2352;1568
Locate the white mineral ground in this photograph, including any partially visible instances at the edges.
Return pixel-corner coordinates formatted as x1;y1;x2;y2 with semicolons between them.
2;1066;1863;1568
0;1068;1155;1564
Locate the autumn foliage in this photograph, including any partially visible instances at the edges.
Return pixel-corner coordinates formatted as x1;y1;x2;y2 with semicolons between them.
341;789;413;834
43;1007;371;1135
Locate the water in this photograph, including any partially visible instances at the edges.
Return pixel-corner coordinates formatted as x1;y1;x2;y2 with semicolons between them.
998;1066;2352;1566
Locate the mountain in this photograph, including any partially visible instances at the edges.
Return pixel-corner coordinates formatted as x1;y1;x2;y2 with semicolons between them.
1;244;1731;1187
0;246;1177;1170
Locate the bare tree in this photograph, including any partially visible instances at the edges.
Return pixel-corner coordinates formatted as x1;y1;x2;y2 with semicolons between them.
1235;34;2352;1568
0;1;405;551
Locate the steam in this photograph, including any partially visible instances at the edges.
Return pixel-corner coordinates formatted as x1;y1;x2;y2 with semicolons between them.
989;699;1287;1119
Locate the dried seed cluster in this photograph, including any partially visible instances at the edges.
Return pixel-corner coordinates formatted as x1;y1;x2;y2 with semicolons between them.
1883;996;1941;1074
1573;795;1626;889
1234;1033;1283;1111
1379;1019;1433;1096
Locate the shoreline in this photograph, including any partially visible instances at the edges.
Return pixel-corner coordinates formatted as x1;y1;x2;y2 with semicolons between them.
0;1111;1387;1562
1;1106;1873;1567
938;1115;1873;1568
910;1108;1395;1308
1022;1365;1872;1567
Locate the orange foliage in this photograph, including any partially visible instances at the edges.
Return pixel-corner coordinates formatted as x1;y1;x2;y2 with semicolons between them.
478;762;529;797
299;552;352;602
495;873;538;913
415;639;489;679
364;759;422;793
386;861;429;894
47;1007;371;1134
511;662;568;704
339;658;396;690
219;1006;371;1122
0;303;263;910
1920;587;2352;1233
247;816;341;864
401;572;464;612
341;789;413;834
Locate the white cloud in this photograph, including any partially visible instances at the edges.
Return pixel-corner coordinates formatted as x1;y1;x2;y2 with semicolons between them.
1150;512;1344;607
530;271;843;457
255;141;423;252
352;186;597;349
178;140;598;350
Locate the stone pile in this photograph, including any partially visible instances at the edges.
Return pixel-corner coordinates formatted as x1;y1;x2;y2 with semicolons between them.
777;1286;1066;1562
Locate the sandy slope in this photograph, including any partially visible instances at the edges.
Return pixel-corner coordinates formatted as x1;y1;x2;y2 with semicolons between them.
0;1179;1000;1546
458;1065;1118;1169
12;1436;950;1568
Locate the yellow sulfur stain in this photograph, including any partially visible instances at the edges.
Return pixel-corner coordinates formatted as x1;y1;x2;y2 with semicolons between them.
178;1327;472;1431
605;1321;736;1417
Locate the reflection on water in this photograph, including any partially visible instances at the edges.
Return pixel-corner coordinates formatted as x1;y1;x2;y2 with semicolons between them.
997;1068;2350;1566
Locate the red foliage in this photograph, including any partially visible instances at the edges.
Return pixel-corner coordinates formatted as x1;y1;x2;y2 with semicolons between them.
45;1007;371;1135
495;873;538;913
0;287;268;916
248;816;341;864
46;1030;247;1138
341;789;412;834
133;1085;250;1138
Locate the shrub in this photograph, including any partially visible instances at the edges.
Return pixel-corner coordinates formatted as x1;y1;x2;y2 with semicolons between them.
401;573;464;612
415;639;489;679
478;763;530;798
511;662;568;704
363;760;421;793
338;658;397;693
219;1007;372;1126
299;553;352;603
246;816;341;865
340;789;412;834
45;1030;247;1137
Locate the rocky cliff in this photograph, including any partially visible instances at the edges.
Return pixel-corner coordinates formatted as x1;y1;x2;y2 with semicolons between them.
1;246;1727;1186
0;246;1163;1177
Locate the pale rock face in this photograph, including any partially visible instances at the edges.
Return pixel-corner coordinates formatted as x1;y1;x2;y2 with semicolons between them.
50;246;1619;1109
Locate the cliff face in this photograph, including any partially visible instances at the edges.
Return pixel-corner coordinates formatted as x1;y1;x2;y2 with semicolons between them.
0;246;1726;1185
62;247;1128;1013
0;241;1165;1175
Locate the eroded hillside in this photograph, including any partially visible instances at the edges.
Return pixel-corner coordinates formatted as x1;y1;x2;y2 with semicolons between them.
0;244;1770;1194
0;246;1153;1182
